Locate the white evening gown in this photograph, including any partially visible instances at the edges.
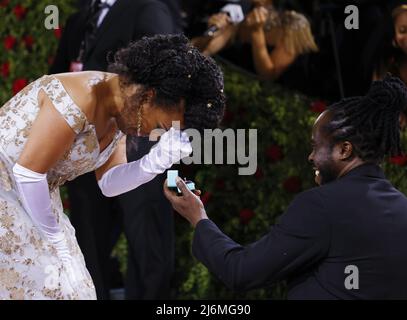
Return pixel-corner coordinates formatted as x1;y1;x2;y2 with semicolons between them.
0;74;124;299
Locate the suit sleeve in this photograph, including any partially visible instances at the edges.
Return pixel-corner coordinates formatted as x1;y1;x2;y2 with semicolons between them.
132;1;176;38
192;189;331;292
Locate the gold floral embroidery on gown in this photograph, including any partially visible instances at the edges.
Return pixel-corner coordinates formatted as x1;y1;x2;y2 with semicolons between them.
0;75;124;299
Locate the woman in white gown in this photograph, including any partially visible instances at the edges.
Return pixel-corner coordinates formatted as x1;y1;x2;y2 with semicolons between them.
0;34;225;299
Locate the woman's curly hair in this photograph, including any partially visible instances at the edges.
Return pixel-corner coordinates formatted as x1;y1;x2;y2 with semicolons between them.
108;34;226;131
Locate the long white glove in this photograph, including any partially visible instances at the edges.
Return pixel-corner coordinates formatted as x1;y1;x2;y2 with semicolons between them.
98;127;192;197
12;163;78;284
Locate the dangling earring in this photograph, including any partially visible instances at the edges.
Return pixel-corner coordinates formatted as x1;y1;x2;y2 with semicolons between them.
136;104;143;136
393;39;399;48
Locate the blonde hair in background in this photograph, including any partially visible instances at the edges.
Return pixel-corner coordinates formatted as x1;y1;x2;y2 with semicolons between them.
392;4;407;20
265;9;319;56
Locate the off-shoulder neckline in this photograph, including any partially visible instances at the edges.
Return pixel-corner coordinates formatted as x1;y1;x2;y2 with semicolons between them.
43;74;123;156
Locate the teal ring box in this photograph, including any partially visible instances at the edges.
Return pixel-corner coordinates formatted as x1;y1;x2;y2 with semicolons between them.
167;170;195;194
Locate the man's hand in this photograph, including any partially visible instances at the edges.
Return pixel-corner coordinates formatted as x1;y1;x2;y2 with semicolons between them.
163;177;208;227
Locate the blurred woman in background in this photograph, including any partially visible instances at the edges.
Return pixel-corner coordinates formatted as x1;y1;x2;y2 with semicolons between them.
372;3;407;128
193;0;318;81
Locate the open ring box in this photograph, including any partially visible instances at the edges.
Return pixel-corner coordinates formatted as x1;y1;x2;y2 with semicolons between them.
167;170;196;195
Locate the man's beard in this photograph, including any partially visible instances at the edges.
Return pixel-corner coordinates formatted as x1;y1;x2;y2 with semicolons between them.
317;151;339;185
318;162;338;185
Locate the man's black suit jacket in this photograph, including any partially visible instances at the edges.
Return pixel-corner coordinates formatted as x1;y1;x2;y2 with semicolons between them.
193;164;407;299
50;0;178;73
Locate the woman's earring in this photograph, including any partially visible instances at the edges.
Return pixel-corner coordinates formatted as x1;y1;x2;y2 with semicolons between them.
137;105;143;136
393;39;399;48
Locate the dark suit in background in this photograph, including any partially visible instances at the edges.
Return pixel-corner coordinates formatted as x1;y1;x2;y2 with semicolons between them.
193;164;407;299
50;0;180;299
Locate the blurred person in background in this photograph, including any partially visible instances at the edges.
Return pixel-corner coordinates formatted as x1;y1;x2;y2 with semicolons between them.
372;4;407;83
192;0;318;82
369;2;407;129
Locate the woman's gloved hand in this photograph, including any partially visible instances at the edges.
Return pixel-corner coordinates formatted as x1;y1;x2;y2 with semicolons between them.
140;127;192;173
98;127;192;197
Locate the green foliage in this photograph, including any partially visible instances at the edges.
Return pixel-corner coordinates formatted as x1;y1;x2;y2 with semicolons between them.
0;0;75;104
173;61;407;299
1;2;406;299
172;63;318;299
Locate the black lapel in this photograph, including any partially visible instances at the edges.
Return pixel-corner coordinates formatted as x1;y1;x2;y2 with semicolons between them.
83;0;129;60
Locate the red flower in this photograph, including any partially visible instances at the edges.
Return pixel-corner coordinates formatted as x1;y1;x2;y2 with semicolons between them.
215;179;225;190
62;199;70;210
238;106;247;117
254;168;264;180
222;109;234;125
310;100;327;113
4;35;16;50
13;4;26;20
283;176;302;193
47;55;55;66
0;0;9;8
266;145;283;162
23;35;34;49
1;62;10;77
389;155;407;166
239;208;255;225
201;192;212;205
54;27;62;39
12;78;28;95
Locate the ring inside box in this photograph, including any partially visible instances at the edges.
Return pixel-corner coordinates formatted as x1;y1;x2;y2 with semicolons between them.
167;170;195;193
